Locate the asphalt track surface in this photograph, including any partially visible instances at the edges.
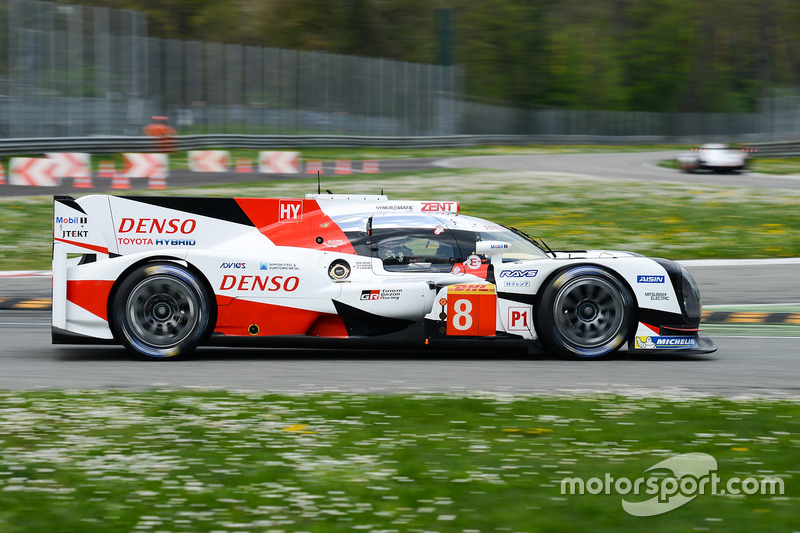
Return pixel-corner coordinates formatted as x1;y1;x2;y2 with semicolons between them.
0;151;798;395
0;260;798;395
437;150;800;191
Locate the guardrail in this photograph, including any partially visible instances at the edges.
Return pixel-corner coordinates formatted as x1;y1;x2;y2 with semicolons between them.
747;140;800;157
0;134;662;156
0;134;798;156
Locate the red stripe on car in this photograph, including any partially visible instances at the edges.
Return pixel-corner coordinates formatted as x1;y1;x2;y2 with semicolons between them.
67;279;115;320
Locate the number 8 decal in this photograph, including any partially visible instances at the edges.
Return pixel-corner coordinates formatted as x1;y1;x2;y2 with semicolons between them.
446;284;497;337
452;299;473;330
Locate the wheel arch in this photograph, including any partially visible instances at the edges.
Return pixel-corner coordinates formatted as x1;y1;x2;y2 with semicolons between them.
106;255;218;342
533;262;639;356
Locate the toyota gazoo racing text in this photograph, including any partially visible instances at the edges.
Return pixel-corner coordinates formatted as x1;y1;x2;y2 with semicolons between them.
52;194;715;359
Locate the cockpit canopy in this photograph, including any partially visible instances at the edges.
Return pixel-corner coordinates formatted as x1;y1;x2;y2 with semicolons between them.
367;213;547;272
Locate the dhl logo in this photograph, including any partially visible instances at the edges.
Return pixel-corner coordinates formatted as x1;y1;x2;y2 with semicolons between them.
448;284;495;294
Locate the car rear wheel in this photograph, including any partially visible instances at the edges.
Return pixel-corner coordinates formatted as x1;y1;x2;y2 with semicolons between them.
111;262;213;359
537;266;635;359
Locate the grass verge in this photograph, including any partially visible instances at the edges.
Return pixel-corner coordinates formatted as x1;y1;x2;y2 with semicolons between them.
0;391;796;533
2;169;799;271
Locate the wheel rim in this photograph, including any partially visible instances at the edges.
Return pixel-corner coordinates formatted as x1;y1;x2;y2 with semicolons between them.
553;275;625;351
125;274;200;349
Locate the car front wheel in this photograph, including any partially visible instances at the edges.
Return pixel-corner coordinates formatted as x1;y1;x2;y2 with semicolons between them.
537;266;635;359
111;262;213;359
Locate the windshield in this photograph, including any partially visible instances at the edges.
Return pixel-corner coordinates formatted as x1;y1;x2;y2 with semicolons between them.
478;227;548;261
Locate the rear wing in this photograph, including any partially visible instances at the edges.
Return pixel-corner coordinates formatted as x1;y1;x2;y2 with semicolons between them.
52;196;113;330
53;196;112;256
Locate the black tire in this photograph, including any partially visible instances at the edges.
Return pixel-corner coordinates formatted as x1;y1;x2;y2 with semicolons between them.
537;266;635;359
111;262;213;359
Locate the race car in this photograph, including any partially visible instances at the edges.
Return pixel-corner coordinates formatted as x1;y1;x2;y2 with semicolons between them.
52;193;715;359
676;143;750;173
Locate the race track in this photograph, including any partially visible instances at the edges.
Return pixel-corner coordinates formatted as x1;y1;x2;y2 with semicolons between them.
437;151;800;191
1;261;798;395
1;150;798;395
0;313;795;396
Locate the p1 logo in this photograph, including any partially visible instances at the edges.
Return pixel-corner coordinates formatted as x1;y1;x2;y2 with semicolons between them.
446;284;496;336
507;306;531;332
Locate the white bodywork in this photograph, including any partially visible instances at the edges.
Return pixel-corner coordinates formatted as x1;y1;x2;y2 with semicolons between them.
53;193;710;357
676;143;748;173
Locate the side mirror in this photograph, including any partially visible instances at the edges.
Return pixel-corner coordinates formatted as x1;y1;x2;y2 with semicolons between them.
475;240;510;267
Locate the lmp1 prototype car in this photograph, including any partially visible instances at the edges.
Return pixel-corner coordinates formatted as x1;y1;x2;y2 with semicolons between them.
52;194;715;359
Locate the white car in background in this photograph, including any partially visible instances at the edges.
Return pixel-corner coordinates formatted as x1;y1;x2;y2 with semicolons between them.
676;143;751;174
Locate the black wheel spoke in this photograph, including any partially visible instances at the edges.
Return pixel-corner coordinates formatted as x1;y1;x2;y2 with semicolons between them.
551;272;630;356
125;273;200;349
113;263;210;359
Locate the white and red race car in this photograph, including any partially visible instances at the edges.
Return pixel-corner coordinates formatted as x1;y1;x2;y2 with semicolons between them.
52;194;715;359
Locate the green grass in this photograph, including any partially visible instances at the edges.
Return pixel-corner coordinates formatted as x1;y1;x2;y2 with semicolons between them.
2;168;799;271
0;391;796;532
750;158;800;174
203;144;687;163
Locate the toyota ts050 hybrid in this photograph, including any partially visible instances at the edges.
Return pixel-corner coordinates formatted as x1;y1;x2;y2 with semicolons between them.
52;193;715;359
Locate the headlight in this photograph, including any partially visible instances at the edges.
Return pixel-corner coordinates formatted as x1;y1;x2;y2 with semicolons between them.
652;258;702;320
679;265;702;319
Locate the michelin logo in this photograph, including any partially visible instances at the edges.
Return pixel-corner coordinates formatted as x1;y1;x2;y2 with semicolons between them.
636;336;697;349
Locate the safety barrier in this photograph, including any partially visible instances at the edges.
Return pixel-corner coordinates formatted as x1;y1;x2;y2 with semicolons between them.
189;150;229;172
0;135;798;157
746;140;800;157
258;151;300;174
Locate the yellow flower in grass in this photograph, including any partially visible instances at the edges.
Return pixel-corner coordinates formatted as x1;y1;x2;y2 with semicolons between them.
502;428;553;435
761;224;786;234
282;424;315;434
